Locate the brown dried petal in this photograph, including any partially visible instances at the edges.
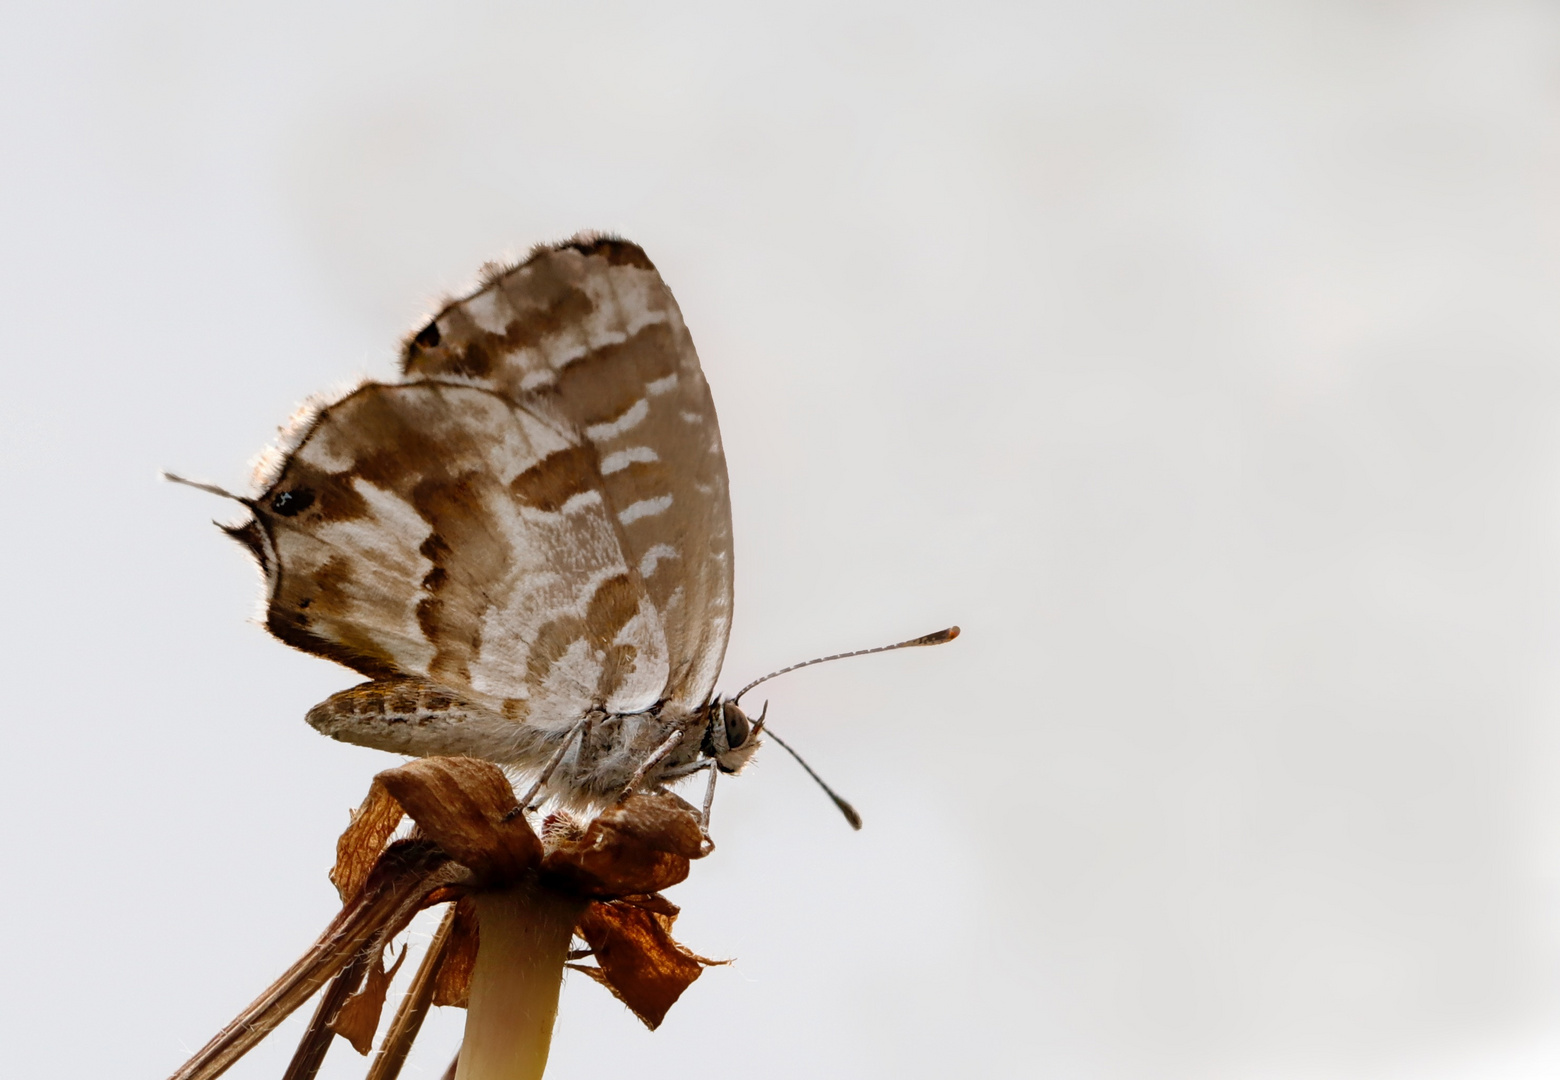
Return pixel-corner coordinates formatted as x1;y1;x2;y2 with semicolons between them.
329;943;408;1055
620;893;680;919
375;757;541;882
431;898;480;1009
331;780;405;903
573;899;719;1029
541;793;711;897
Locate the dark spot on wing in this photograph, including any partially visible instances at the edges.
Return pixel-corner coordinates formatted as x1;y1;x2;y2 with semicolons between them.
268;450;368;524
567;237;656;270
399;238;659;390
270;489;315;516
402;268;597;381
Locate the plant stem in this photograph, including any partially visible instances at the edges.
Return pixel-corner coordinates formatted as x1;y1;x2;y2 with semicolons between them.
455;883;584;1080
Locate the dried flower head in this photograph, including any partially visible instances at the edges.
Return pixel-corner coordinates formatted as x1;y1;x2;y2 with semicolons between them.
169;757;721;1080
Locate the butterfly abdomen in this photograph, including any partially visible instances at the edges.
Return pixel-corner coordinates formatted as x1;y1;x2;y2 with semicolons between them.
306;678;556;767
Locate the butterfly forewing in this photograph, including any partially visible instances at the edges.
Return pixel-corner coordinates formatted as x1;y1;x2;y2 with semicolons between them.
401;238;734;711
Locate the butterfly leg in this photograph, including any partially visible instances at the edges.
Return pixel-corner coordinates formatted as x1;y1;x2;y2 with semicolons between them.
700;761;719;831
517;714;592;812
620;726;691;798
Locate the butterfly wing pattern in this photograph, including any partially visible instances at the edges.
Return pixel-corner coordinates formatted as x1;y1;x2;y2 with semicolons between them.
227;237;742;805
400;237;733;709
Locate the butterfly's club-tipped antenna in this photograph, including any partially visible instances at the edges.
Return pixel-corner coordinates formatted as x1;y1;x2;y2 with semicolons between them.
732;626;960;831
732;625;960;705
760;714;864;831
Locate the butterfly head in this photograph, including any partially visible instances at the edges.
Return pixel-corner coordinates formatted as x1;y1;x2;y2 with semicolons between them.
700;697;763;774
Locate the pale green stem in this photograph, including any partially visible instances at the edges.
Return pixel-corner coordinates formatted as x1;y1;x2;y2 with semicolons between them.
455;883;585;1080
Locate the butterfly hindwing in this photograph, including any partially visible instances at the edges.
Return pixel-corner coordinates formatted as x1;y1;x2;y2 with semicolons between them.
400;237;734;712
251;380;670;727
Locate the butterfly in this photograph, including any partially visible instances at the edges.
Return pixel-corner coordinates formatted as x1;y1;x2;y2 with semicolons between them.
173;235;955;825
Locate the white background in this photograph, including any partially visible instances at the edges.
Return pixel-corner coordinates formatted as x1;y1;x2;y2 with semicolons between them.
4;3;1560;1078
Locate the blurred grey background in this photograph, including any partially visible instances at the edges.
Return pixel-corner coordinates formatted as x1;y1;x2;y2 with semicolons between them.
4;2;1560;1077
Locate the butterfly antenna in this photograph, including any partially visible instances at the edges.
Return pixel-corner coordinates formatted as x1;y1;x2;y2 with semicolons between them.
761;722;864;831
732;625;959;704
163;471;252;506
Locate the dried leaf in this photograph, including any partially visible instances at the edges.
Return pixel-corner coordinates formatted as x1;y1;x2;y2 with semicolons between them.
330;943;408;1055
375;757;541;882
542;793;711;897
431;899;480;1009
331;780;405;903
573;898;718;1029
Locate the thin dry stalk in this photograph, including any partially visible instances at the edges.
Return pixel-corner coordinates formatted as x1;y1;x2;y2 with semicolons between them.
281;944;376;1080
365;905;459;1080
167;846;465;1080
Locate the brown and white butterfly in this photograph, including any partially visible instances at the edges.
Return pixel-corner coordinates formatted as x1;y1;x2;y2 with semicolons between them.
174;235;955;824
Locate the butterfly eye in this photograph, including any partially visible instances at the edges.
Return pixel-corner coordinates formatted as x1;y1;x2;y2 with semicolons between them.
413;320;441;349
270;489;315;517
722;701;751;749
